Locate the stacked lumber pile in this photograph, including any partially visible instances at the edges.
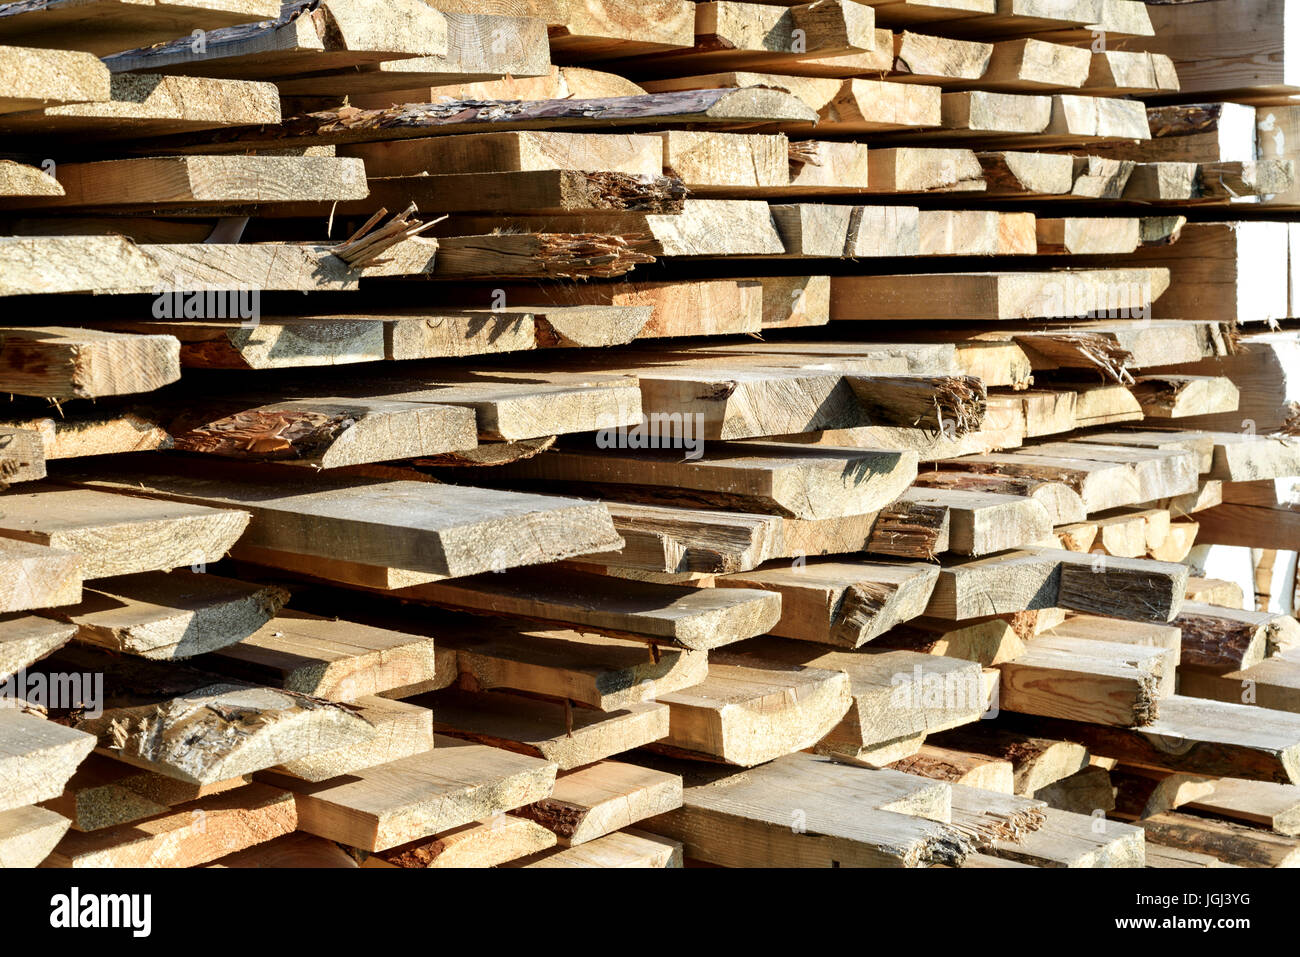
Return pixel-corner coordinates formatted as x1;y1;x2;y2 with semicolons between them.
0;0;1297;871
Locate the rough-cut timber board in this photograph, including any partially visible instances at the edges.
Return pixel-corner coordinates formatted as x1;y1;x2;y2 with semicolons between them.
654;661;852;766
382;570;780;649
0;804;70;867
101;0;450;77
428;690;670;771
0;539;82;614
365;814;557;868
0;484;248;580
0;326;180;399
493;443;917;519
1138;812;1300;869
1185;778;1300;837
47;571;286;660
732;641;987;758
43;782;296;868
65;464;621;581
270;11;552;95
508;828;683;867
0;74;280;139
1005;697;1300;785
75;678;375;784
926;547;1188;623
717;559;938;647
830;268;1169;321
202;611;438;701
0;0;282;56
41;753;248;833
930;727;1089;795
262;737;557;852
146;88;818;153
165;396;478;469
0;710;97;813
990;806;1145;867
0;615;74;681
0;43;109;113
210;832;358;867
999;635;1168;728
517;761;683;846
436;623;704;712
12;155;369;210
0;235;438;295
269;696;433;782
641;750;1040;867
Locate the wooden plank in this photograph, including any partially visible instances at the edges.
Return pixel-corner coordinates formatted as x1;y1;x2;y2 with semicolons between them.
830;268;1169;321
14;155;368;211
717;559;938;647
427;691;669;771
200;610;438;701
1005;697;1300;785
999;635;1169;727
507;828;682;867
211;832;358;867
926;547;1189;623
990;806;1145;867
47;570;287;660
733;642;988;757
272;12;552;95
166;397;478;468
342;129;664;178
0;484;248;580
641;749;1042;867
0;615;74;681
270;696;434;782
41;753;248;832
67;463;621;581
436;621;705;710
931;727;1089;795
365;815;557;868
1185;779;1300;837
45;782;296;868
493;443;917;519
1139;811;1300;869
654;660;851;766
0;326;179;399
0;43;108;114
0;539;82;614
0;804;70;867
0;74;280;139
263;736;558;852
517;761;682;846
73;672;375;784
891;745;1014;793
0;0;281;55
102;0;450;78
142;89;818;153
0;710;96;813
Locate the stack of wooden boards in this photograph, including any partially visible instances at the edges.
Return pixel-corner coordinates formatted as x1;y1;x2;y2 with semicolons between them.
0;0;1298;870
